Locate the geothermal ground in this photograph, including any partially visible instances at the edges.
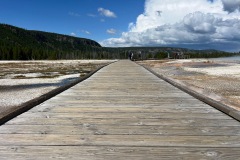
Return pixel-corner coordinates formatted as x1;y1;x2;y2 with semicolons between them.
0;60;115;116
138;58;240;111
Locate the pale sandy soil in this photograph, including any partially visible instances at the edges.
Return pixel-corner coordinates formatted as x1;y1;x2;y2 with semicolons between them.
138;59;240;111
0;60;115;115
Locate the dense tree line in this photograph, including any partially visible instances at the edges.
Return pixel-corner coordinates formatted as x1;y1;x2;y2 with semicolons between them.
187;50;238;59
0;24;106;60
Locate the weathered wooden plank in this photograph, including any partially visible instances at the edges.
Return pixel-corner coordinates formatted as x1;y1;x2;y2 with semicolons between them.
0;134;239;147
52;94;194;99
0;146;239;160
20;112;232;120
0;146;240;160
41;100;208;105
46;96;202;102
1;125;240;136
34;102;211;109
31;106;220;114
6;117;240;126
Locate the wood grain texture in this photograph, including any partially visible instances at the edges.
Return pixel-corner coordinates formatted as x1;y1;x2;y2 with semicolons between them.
0;60;240;159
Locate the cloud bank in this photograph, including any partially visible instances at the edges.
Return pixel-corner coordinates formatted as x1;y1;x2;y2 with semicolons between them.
222;0;240;12
101;0;240;51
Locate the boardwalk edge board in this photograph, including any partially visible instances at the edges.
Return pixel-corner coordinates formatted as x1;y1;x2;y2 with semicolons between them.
140;64;240;122
0;61;116;125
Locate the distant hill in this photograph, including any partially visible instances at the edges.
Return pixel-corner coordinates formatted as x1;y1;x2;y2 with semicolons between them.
0;24;102;60
0;24;237;60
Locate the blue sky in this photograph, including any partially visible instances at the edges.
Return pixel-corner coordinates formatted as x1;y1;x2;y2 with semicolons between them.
0;0;144;41
1;0;240;51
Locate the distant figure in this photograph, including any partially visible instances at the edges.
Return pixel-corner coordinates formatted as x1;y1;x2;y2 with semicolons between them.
128;52;132;60
131;52;134;61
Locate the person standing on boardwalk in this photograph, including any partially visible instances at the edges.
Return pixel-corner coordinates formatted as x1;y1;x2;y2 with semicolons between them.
128;52;132;60
131;52;134;61
128;51;134;61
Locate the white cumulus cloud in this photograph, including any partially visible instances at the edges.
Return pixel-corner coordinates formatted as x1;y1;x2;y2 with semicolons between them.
183;12;218;34
98;8;117;18
101;0;240;51
82;30;91;35
70;32;76;36
107;29;117;35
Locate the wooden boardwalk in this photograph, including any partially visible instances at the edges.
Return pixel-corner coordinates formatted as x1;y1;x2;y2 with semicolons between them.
0;60;240;159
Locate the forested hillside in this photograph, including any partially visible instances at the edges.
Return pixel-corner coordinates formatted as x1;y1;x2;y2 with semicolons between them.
0;24;102;60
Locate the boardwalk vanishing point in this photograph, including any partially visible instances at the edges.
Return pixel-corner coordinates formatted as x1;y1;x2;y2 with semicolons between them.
0;60;240;159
